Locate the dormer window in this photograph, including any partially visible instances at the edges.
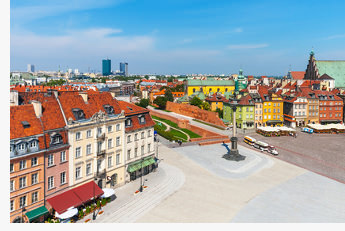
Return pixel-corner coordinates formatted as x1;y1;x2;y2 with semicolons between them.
18;143;26;151
72;108;85;120
51;134;63;145
29;141;37;148
125;118;132;127
139;115;146;124
103;104;114;115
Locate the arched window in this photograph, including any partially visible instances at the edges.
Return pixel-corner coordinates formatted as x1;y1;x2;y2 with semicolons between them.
225;88;228;92
193;88;196;93
217;88;220;92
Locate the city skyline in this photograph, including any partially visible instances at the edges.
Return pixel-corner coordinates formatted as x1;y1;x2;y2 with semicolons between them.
10;0;345;75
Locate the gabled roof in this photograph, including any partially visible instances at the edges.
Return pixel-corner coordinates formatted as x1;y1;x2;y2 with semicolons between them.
319;73;334;80
10;104;43;140
238;94;254;106
290;71;305;80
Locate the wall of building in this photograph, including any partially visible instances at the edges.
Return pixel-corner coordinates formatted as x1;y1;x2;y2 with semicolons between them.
166;101;226;128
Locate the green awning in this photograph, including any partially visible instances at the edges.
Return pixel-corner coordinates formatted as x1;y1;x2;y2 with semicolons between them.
25;206;49;222
127;157;156;173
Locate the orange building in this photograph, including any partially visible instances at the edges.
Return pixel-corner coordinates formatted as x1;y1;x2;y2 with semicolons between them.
10;105;47;223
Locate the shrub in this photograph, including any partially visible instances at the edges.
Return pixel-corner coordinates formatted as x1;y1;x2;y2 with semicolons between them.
78;209;84;219
97;200;101;209
101;198;107;206
85;206;90;215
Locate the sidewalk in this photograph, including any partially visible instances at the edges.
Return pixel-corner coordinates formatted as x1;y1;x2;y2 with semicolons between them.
76;161;185;223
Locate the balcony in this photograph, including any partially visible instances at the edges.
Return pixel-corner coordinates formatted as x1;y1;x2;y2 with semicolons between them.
96;133;105;140
95;169;106;178
97;149;106;157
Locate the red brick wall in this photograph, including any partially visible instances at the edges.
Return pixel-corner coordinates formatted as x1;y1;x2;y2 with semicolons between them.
166;102;226;127
149;110;226;140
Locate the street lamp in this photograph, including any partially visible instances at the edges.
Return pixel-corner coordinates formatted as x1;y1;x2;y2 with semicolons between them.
139;156;144;192
21;206;26;223
92;177;97;220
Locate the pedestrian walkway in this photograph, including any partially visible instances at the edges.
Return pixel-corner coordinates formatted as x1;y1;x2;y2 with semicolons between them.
77;162;185;223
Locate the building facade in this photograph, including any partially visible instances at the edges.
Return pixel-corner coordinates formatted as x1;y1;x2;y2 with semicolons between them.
102;59;111;76
187;79;235;96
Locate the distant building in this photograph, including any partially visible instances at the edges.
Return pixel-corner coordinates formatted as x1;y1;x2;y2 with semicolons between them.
27;64;35;73
120;62;128;77
102;59;112;76
304;50;345;88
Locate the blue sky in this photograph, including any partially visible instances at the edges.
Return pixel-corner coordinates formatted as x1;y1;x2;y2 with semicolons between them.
10;0;345;75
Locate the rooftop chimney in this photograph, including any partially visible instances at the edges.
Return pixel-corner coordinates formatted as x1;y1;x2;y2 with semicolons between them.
10;90;18;106
79;92;88;103
31;100;42;118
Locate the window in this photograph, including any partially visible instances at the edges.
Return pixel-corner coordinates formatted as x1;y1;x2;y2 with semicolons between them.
126;119;132;127
86;163;91;176
299;112;301;116
239;114;242;119
108;125;113;133
10;180;14;192
116;137;120;146
10;200;14;212
108;139;113;149
127;150;131;160
246;114;249;119
48;154;54;167
330;113;332;117
148;144;151;152
273;109;276;113
19;160;26;170
268;109;271;113
76;132;81;140
135;133;138;140
19;196;26;208
31;173;38;185
60;151;66;162
278;109;280;113
10;163;13;172
274;103;276;107
48;176;54;190
141;132;145;139
320;114;323;118
127;135;131;143
116;154;120;165
75;147;81;158
268;115;271;119
264;109;267;113
18;143;25;151
86;144;92;155
102;155;111;170
32;191;38;203
31;157;37;166
60;172;66;185
116;124;120;131
277;115;280;119
139;116;146;124
273;115;276;119
75;167;81;179
97;128;102;135
19;177;26;189
87;130;92;138
148;130;152;137
141;145;144;155
30;141;37;148
135;148;138;157
246;108;249;112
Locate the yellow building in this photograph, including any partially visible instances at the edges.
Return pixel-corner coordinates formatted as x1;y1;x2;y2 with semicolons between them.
187;79;235;96
261;93;284;126
205;94;228;111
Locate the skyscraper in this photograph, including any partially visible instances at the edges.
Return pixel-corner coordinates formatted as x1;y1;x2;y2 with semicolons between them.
27;64;35;73
120;62;128;77
102;59;111;76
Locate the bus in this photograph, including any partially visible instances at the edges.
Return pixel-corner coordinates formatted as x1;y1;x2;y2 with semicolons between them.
243;136;256;146
253;140;269;151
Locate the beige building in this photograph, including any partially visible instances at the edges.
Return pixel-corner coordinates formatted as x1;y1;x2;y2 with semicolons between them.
57;91;126;189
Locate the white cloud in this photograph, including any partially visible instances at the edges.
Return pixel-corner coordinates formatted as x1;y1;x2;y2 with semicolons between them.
233;27;243;33
323;34;345;40
227;44;269;49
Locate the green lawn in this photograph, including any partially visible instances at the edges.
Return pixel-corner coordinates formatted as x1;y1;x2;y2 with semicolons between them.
169;128;188;141
154;120;167;131
152;115;202;139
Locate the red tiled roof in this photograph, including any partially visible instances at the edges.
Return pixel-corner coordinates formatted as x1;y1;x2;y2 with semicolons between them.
290;71;305;80
10;104;44;139
205;93;229;102
239;94;254;105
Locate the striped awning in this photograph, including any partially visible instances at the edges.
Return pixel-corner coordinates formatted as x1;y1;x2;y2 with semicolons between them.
127;157;156;173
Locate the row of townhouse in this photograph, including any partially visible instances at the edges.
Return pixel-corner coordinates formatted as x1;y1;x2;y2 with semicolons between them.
283;88;344;127
10;90;156;223
223;88;284;129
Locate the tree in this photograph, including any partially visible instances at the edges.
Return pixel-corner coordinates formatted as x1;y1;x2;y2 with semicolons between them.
164;89;174;102
144;75;149;80
190;96;203;108
91;78;97;83
216;108;223;119
153;96;168;109
137;98;149;108
201;102;211;111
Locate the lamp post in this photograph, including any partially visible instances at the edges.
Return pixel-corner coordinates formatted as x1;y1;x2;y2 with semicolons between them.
139;157;143;192
21;206;26;223
92;177;97;220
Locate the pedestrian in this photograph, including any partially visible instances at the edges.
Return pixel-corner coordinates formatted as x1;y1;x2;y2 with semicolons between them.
295;133;297;138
